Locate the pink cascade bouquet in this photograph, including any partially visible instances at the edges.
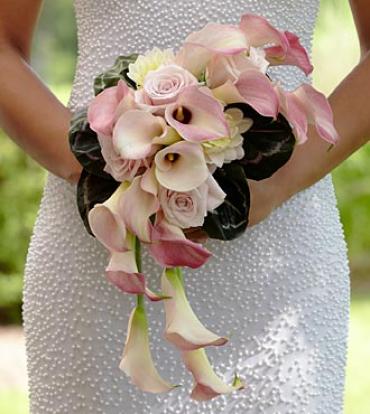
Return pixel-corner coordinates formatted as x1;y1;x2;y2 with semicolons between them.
69;13;338;400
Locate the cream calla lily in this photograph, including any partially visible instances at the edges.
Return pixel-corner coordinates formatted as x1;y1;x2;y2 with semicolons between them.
120;304;176;393
161;268;228;350
182;348;245;401
113;110;167;160
154;141;209;192
88;182;130;252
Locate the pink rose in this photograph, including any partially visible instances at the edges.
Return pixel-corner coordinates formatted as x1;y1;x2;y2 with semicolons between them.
159;176;225;228
135;64;198;112
98;135;151;182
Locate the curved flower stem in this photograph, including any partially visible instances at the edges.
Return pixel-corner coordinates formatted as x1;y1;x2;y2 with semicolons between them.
134;236;145;309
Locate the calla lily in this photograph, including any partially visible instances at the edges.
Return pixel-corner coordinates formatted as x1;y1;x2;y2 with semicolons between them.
88;182;130;252
277;84;338;145
206;51;269;89
239;13;289;53
88;80;133;137
154;141;209;192
106;250;167;301
293;84;339;144
120;176;159;243
212;69;279;118
161;268;228;350
182;348;245;401
148;215;211;269
113;110;167;160
165;85;230;143
276;86;309;144
239;14;313;75
141;165;159;196
175;24;248;78
265;31;313;75
120;304;176;393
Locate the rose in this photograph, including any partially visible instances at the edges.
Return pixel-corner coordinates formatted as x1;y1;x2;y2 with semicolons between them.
135;64;198;111
159;176;225;228
98;135;151;182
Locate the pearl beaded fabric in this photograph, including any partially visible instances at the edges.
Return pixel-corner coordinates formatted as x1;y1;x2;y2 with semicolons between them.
23;0;350;413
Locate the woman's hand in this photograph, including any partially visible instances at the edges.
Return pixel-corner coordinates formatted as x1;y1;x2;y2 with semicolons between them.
0;0;82;183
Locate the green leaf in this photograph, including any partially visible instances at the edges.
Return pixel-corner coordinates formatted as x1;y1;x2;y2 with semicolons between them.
202;163;250;241
93;54;139;95
69;108;110;178
228;103;296;181
77;169;120;235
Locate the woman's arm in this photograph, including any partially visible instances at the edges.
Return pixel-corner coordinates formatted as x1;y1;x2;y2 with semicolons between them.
0;0;81;183
248;0;370;226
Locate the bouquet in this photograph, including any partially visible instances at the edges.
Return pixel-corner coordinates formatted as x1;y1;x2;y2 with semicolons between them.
69;13;338;401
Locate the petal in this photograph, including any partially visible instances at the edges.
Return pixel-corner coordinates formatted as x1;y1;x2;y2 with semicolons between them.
182;348;245;401
107;251;167;301
205;175;226;211
239;13;288;52
113;110;166;160
265;31;313;75
235;70;279;117
154;141;209;192
162;268;228;350
293;84;339;144
148;217;211;269
165;86;230;142
276;86;308;144
120;176;159;242
88;80;130;136
88;182;130;252
175;44;214;79
120;306;175;393
185;23;248;55
141;165;159;196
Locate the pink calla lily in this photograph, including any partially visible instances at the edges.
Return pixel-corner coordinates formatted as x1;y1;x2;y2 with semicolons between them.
88;182;130;252
165;86;230;143
265;31;313;75
277;84;338;145
212;69;279;118
182;348;245;401
276;86;309;144
161;268;228;350
113;110;166;160
148;215;211;269
106;251;167;301
154;141;209;192
293;84;339;144
175;23;248;78
88;80;133;137
120;176;160;243
239;13;289;53
120;305;176;393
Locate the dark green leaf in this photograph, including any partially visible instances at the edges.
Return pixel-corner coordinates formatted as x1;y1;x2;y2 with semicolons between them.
69;109;110;179
94;54;139;95
202;163;250;241
228;103;296;181
77;169;120;235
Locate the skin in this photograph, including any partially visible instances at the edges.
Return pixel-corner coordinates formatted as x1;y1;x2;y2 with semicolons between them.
0;1;369;221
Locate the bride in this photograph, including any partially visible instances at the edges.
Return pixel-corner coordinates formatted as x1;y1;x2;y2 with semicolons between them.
1;1;369;413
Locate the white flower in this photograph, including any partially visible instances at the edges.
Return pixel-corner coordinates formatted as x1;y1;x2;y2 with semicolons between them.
127;47;175;87
203;107;253;168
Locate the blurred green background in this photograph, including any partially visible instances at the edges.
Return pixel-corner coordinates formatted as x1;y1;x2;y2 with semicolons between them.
0;0;369;413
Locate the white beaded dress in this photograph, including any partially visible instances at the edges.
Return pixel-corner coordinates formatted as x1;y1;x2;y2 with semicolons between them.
23;1;350;413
